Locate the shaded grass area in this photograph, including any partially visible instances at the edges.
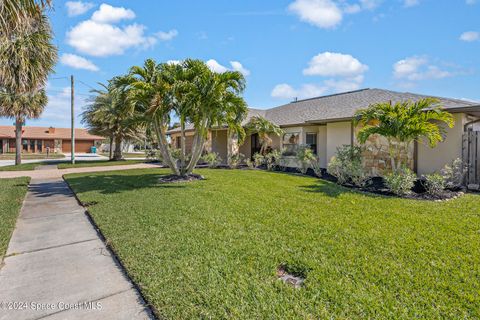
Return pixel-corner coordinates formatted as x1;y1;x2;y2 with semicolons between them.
0;153;65;160
100;153;146;159
0;177;29;261
65;169;480;319
57;159;145;169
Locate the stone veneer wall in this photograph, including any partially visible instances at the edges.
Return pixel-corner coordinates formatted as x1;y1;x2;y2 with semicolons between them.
355;128;414;176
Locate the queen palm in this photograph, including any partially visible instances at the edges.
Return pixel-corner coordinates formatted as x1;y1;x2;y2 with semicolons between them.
0;89;47;162
246;116;283;155
354;98;454;172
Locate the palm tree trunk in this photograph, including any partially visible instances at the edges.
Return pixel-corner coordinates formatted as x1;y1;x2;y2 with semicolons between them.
108;135;113;160
14;117;23;165
387;138;397;172
186;122;208;174
113;136;122;160
180;117;186;175
153;118;179;175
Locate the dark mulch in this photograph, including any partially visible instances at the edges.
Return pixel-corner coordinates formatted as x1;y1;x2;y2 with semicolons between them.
158;174;205;183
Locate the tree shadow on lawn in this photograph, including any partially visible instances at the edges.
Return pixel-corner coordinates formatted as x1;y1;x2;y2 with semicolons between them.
65;173;188;196
300;179;382;199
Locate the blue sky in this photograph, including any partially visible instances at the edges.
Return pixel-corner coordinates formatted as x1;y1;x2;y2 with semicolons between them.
2;0;479;128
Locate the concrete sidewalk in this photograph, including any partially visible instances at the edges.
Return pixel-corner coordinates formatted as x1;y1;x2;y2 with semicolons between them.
0;178;154;320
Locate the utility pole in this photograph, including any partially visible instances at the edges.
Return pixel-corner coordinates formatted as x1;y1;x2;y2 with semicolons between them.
71;75;75;164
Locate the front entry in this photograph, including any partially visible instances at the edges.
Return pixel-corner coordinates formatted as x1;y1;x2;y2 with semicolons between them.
251;133;261;157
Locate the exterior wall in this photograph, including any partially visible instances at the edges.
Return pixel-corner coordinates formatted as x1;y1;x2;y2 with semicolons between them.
211;129;228;163
62;139;95;153
417;113;466;175
326;121;352;164
239;134;252;159
317;126;327;167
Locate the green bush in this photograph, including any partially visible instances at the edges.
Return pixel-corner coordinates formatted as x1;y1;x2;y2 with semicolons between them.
228;153;243;169
384;167;416;196
296;145;316;174
202;152;221;168
422;173;446;196
441;158;466;189
264;150;282;171
327;145;368;187
245;158;254;169
253;153;264;168
310;157;323;177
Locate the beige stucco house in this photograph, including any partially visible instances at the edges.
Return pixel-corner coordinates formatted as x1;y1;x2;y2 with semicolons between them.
168;88;480;176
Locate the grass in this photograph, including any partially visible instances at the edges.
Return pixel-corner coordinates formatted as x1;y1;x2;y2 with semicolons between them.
64;169;480;319
100;152;146;159
57;159;145;169
0;162;52;171
0;177;29;261
0;153;64;160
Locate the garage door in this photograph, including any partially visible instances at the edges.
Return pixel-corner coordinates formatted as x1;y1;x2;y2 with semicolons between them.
62;140;94;153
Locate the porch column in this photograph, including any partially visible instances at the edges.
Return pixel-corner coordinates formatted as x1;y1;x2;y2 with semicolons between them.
227;129;239;163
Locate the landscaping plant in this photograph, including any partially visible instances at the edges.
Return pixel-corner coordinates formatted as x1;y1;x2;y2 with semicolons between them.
310;157;323;177
296;145;316;174
354;98;454;172
228;153;243;169
422;173;446;197
327;145;368;187
264;149;282;171
384;166;416;196
245;116;283;155
245;158;255;169
202;152;221;168
253;153;264;168
441;158;466;189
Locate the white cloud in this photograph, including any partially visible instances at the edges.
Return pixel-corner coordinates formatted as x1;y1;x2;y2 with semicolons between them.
65;1;95;17
156;29;178;41
91;3;135;23
66;20;156;57
403;0;420;7
288;0;343;29
303;52;368;77
466;0;477;4
460;31;479;42
393;56;453;81
206;60;250;76
60;53;99;71
230;61;251;76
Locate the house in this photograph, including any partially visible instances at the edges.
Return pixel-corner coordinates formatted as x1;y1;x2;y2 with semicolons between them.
0;126;104;154
168;88;480;175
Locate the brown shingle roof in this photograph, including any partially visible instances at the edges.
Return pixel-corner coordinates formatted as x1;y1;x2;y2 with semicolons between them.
0;126;104;140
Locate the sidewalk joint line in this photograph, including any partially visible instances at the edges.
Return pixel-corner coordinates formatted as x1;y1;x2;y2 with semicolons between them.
5;238;98;257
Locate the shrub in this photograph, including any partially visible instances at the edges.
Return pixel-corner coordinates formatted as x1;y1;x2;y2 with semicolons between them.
145;149;160;161
327;145;368;187
253;153;264;168
296;145;316;174
202;152;221;168
245;158;254;169
384;167;416;196
310;157;323;177
441;158;466;189
422;173;446;197
228;153;243;169
264;149;282;171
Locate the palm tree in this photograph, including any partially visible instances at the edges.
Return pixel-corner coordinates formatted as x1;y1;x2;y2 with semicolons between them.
354;98;454;172
0;89;47;163
245;116;283;155
82;81;140;161
0;0;51;35
0;7;57;165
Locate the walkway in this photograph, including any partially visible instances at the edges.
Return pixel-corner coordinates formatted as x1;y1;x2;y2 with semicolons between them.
0;177;155;319
0;163;161;179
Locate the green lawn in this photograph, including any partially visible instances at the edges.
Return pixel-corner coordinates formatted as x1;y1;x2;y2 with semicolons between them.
57;159;145;169
100;152;146;159
64;169;480;319
0;162;53;171
0;153;65;160
0;177;29;261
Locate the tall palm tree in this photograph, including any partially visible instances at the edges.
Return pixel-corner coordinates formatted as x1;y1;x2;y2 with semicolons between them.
354;98;454;171
0;7;57;165
0;0;51;35
245;116;283;155
0;89;47;163
82;81;140;161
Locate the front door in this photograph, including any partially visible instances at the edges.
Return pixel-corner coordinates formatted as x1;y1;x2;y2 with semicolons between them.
251;133;261;157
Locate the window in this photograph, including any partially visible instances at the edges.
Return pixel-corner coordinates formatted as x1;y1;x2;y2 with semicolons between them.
22;139;28;151
282;132;300;155
37;140;42;152
176;137;181;149
306;133;317;155
30;139;35;152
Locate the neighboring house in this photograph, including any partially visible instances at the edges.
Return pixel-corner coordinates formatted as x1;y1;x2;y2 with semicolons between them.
0;126;104;154
167;88;480;175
